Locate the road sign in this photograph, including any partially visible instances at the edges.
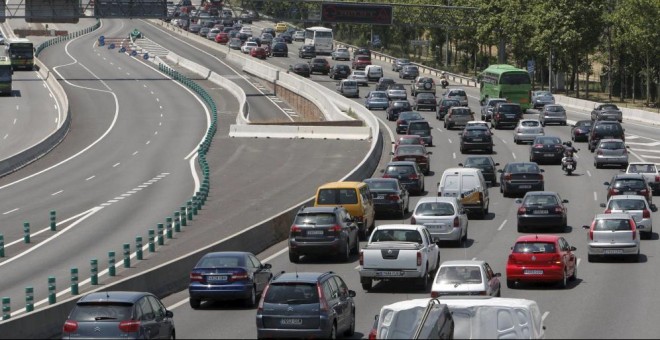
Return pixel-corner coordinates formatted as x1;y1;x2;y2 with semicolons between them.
321;3;392;25
94;0;167;18
410;40;430;47
527;59;535;74
26;0;80;23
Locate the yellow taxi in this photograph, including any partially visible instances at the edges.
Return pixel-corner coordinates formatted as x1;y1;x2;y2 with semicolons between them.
275;22;288;33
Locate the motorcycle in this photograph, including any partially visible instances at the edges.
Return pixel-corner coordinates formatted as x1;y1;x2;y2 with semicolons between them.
441;79;449;89
562;157;576;175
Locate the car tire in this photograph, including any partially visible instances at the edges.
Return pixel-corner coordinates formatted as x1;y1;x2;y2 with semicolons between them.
417;268;429;291
506;280;515;289
487;147;493;154
642;231;652;240
340;241;350;262
358;227;368;241
352;237;360;254
558;270;567;289
288;251;299;263
588;254;595;262
189;297;201;309
245;286;257;307
344;311;356;336
361;278;372;291
569;264;577;281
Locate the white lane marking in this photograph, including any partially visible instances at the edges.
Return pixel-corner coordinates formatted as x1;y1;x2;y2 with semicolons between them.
630;148;660;153
3;134;7;139
151;91;154;95
502;139;507;144
113;162;121;167
108;199;119;203
51;190;63;196
587;170;592;177
110;62;114;65
448;138;452;144
159;122;162;126
143;84;147;88
13;118;17;125
354;265;360;270
3;208;19;215
15;105;19;110
146;140;151;145
471;257;477;261
86;175;95;181
577;258;581;267
512;152;517;159
436;128;443;132
159;105;163;110
498;220;507;231
627;141;660;146
154;131;158;135
48;93;53;98
542;311;549;322
156;98;160;102
133;151;139;155
594;192;598;201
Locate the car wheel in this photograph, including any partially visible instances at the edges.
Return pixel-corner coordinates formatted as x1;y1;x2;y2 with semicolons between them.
189;297;201;309
340;241;350;262
417;268;429;290
569;263;577;281
329;323;337;340
288;251;299;263
558;270;567;289
594;162;599;169
361;278;372;291
506;280;515;289
358;227;368;241
487;147;493;154
443;121;447;128
496;287;501;297
244;286;257;307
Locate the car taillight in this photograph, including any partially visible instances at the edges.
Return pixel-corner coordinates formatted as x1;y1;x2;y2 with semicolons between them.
453;216;460;228
63;320;78;333
410;216;416;224
359;250;364;266
554;207;563;213
118;320;141;333
409;173;419;180
533;144;544;149
643;209;651;218
604;209;612;214
610;188;619;195
655;176;660;183
230;270;249;282
507;254;515;264
640;189;648;196
597;150;603;156
190;272;203;283
317;283;329;312
417;252;422;266
431;291;439;298
589;221;595;240
257;284;269;313
396;120;403;124
290;225;301;233
551;254;562;265
382;173;391;178
387;194;400;201
329;225;342;233
504;173;511;181
369;328;378;340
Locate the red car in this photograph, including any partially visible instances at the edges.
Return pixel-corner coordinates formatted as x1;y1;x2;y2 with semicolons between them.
390;144;432;175
506;234;577;289
215;32;229;44
394;135;426;150
250;47;267;59
351;55;372;70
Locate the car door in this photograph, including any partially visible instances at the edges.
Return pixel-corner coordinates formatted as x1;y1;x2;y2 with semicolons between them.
360;186;375;228
137;297;158;339
147;296;173;339
558;238;576;274
422;228;439;270
248;254;270;293
399;181;409;210
333;276;353;333
322;278;343;329
484;262;500;296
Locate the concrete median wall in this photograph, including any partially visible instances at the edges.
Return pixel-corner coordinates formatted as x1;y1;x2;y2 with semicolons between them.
229;124;371;140
554;94;660;126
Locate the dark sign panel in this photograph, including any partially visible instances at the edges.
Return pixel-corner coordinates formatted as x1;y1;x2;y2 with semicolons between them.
26;0;80;23
321;3;392;25
0;0;5;23
94;0;166;18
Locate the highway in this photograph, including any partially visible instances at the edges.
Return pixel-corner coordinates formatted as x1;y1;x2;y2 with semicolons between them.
156;19;660;339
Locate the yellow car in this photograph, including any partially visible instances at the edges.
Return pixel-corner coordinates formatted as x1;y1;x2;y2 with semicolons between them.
275;22;288;33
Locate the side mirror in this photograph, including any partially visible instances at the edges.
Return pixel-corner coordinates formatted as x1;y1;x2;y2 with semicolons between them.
582;225;590;229
427;151;433;155
166;310;174;318
494;162;500;166
514;199;522;204
497;169;503;173
540;169;545;172
570;246;577;251
638;225;645;229
433;236;441;243
390;152;394;155
262;263;272;269
495;273;502;277
651;204;658;213
458;163;464;167
562;199;569;203
380;169;385;173
458;209;466;215
348;290;357;297
603;182;610;186
599;203;606;208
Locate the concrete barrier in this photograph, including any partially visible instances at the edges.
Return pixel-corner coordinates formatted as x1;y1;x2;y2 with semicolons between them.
554;94;660;126
229;124;371;140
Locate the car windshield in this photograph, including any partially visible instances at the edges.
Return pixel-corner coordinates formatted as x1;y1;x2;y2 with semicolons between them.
415;202;455;216
70;303;133;321
448;90;466;97
400;112;422;120
600;104;619;110
294;213;337;225
197;255;245;268
397;146;425;155
595;219;631;231
442;100;460;106
264;283;319;304
524;195;558;206
385;165;415;176
435;266;482;284
535;91;552;97
628;164;657;173
535;137;561;145
317;188;358;204
609;199;646;211
520;120;540;127
367;180;398;191
599;141;625;149
513;242;556;253
451;109;471;116
613;179;645;189
465;157;490;167
371;229;422;243
576;121;593;127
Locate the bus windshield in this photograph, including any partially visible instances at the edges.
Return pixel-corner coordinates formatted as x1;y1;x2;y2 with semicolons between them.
500;72;530;85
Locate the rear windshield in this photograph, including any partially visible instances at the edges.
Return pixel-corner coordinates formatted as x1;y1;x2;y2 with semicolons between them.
342;81;357;88
506;163;540;173
500;73;531;85
576;121;593;127
594;124;623;134
197;255;245;267
488;99;506;107
389;84;405;90
371;229;422;243
385;165;415;176
451;108;471;116
367;180;398;191
408;122;429;130
523;195;558;206
399;137;421;145
595;219;632;231
400;112;423;120
448;90;466;97
520;120;540;127
608;199;646;211
435;266;482;284
264;283;319;304
464;129;488;136
294;213;336;225
613;179;646;189
317;188;358;205
599;141;625;149
398;146;426;155
357;56;370;61
513;242;556;253
393;101;410;108
415;202;455;216
417;93;435;99
464;157;491;167
70;303;133;321
442;100;460;106
600;104;619;110
371;92;388;99
497;105;522;113
628;164;657;173
535;137;561;145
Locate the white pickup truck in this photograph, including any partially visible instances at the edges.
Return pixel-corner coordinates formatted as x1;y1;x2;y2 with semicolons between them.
626;162;660;193
359;224;440;291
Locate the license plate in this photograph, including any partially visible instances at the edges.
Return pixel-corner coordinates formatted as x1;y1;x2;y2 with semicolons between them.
306;230;324;236
280;318;303;325
624;192;636;195
505;115;515;119
376;271;404;277
472;138;483;142
544;153;555;157
524;270;543;275
605;136;614;139
604;249;623;254
567;164;573;170
377;195;385;199
534;210;548;214
406;158;416;161
207;275;227;281
426;224;446;229
519;185;532;189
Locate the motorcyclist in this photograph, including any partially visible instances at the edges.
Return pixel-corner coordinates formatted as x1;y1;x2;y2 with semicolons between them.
562;141;578;170
440;72;449;88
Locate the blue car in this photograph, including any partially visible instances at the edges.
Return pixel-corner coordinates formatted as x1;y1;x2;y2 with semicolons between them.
364;90;390;110
188;251;272;309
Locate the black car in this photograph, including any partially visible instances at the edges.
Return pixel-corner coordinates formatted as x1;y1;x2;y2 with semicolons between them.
436;99;461;120
387;100;413;122
459;156;499;185
588;120;625;152
309;58;330;75
459;125;494;154
278;32;293;43
399;65;419;79
62;291;175;339
256;271;356;339
499;162;545;197
395;110;423;132
515;191;569;232
571;120;593;142
364;178;410;218
529;136;564;164
329;64;350;80
288;206;360;263
270;42;288;57
289;63;311;77
382;161;425;195
298;45;316;58
375;77;396;91
262;27;276;37
413;92;437;111
604;173;653;203
491;103;523;129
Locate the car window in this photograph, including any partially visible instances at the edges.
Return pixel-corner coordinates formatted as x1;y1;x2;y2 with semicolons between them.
465;157;489;166
415;202;455;216
628;164;657;173
385;165;414;176
317;188;358;205
598;141;625;149
398;146;425;155
70;303;133;321
595;219;632;231
371;229;422;243
408;121;429;130
451;108;471;116
367;180;398;191
147;296;165;319
435;266;482;284
609;199;646;210
464;129;488;137
613;179;645;189
443;174;459;190
332;276;349;298
485;263;495;279
462;174;479;194
524;195;558;206
197;254;245;268
536;137;561;145
497;105;521;113
138;297;155;321
264;283;319;304
248;254;261;268
520;120;540;127
513;242;556;253
600;104;619;110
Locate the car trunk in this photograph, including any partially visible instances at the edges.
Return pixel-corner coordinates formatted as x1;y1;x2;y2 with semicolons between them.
414;216;455;234
509;173;543;185
362;242;422;270
262;284;321;329
593;229;634;244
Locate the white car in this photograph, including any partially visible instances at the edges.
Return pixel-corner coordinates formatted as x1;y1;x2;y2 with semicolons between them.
465;120;490;130
431;260;501;298
241;41;258;54
626;162;660;193
584;213;642;262
293;30;305;41
331;47;350;61
239;26;252;36
600;195;656;239
411;197;468;246
348;70;368;86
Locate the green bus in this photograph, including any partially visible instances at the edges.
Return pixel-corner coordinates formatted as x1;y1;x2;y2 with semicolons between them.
0;56;12;95
478;64;532;111
6;38;34;70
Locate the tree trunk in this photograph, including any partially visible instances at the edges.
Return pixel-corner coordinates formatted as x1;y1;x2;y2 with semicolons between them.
632;70;636;104
645;51;650;107
585;54;590;99
540;61;545;90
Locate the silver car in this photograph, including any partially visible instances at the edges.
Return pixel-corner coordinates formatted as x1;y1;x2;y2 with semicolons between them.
531;90;555;109
348;70;369;86
513;119;545;144
331;47;350;61
481;97;507;121
392;58;411;72
594;138;628;169
430;260;501;298
539;104;567;126
386;83;408;101
600;195;657;239
292;30;305;41
206;28;221;40
584;213;642;262
445;88;468;106
411;197;468;246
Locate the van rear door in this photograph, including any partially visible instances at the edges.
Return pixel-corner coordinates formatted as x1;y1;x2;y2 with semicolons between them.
439;173;461;198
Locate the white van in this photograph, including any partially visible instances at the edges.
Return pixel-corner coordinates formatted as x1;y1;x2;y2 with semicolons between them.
437;167;489;218
443;297;546;339
376;298;454;339
365;65;384;82
337;79;359;98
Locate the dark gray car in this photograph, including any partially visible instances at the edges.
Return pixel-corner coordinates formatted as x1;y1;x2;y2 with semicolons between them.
399;65;419;79
62;291;175;339
591;103;623;122
392;58;411;71
364;178;410;217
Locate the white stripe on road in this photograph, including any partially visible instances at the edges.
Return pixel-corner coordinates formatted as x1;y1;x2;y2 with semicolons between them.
453;152;456;159
448;138;452;144
512;152;517;159
594;192;598;201
498;220;507;231
542;311;550;322
586;170;592;177
577;258;581;267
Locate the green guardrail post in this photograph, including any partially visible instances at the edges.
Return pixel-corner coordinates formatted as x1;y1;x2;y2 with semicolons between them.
174;211;181;232
71;268;79;295
123;243;130;268
166;217;173;239
108;251;116;277
48;277;56;304
180;207;187;227
136;236;143;260
25;287;33;312
2;297;10;320
157;224;164;245
192;196;199;215
91;259;98;285
0;234;4;257
148;229;155;252
186;201;193;221
23;222;30;244
50;210;56;231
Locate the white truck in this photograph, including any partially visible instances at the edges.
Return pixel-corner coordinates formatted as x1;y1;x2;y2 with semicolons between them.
359;224;440;291
626;162;660;193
